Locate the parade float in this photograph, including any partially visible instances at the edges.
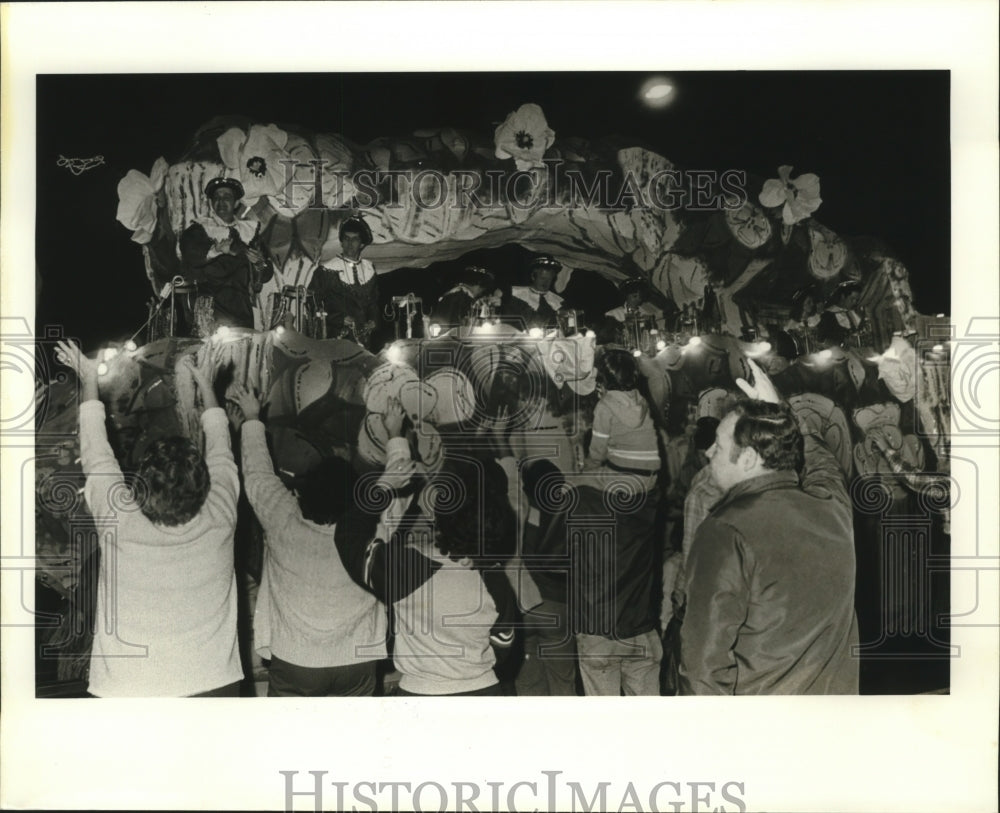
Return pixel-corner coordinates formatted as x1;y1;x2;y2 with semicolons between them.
34;104;952;692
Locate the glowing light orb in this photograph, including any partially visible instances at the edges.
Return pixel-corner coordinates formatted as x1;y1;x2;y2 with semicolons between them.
97;362;109;376
429;323;442;338
640;76;676;109
124;340;137;353
275;325;286;336
656;340;667;351
103;347;119;361
632;349;642;358
932;344;944;353
528;327;544;339
687;336;702;348
385;343;408;365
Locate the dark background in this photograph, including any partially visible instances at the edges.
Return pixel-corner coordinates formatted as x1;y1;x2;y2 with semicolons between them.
35;71;950;351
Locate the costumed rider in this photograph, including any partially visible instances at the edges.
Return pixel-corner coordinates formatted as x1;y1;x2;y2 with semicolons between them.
180;177;273;333
605;278;667;331
308;215;380;349
502;254;566;332
432;266;500;330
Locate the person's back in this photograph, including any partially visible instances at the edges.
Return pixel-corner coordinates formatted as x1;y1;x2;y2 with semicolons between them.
233;384;387;696
685;456;857;694
59;343;244;697
588;349;661;478
335;402;518;696
573;349;663;695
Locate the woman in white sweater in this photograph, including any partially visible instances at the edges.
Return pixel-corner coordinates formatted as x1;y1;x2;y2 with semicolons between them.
56;341;243;697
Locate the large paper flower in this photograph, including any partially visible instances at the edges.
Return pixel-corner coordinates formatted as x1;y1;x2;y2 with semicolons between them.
494;104;555;170
115;157;169;244
759;165;822;225
218;123;309;214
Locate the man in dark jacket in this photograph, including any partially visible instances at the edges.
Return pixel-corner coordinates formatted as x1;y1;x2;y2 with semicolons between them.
679;359;860;694
180;177;272;333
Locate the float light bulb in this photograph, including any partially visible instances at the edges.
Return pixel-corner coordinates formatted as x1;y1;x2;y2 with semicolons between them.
429;323;442;338
529;327;543;339
386;343;407;365
632;349;642;358
275;325;286;336
124;340;137;353
97;362;109;377
656;340;667;351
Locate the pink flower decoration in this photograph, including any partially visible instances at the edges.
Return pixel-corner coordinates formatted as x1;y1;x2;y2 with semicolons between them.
759;165;822;225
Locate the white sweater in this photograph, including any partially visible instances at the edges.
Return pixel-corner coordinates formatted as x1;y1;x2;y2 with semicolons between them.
240;420;387;668
81;402;243;697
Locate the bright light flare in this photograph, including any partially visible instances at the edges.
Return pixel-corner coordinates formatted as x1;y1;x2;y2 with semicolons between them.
97;362;109;377
124;340;138;353
528;327;544;339
746;341;772;359
429;323;442;338
656;340;667;351
385;343;408;365
640;76;676;109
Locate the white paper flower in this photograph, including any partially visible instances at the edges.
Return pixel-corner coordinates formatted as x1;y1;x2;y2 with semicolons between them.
115;157;169;244
494;104;555;170
759;165;822;225
217;123;300;211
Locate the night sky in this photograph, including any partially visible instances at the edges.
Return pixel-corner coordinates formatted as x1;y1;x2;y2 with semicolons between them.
35;71;950;351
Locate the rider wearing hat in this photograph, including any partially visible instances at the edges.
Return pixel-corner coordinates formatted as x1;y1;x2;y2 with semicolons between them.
502;254;566;332
605;278;666;331
432;266;499;329
180;177;273;332
308;215;380;348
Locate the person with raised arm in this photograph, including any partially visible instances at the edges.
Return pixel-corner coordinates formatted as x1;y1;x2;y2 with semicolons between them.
227;384;387;696
56;340;243;697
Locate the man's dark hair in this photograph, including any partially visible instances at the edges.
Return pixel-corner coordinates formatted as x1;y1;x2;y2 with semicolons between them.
433;458;515;563
597;348;639;392
728;399;803;473
693;416;720;453
136;437;211;526
296;457;359;526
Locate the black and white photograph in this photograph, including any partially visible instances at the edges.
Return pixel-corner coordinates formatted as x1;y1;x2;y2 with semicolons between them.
2;3;997;812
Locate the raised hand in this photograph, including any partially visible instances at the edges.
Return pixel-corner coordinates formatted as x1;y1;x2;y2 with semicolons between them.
55;339;99;402
228;383;261;425
179;353;219;410
382;396;406;440
734;357;781;404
